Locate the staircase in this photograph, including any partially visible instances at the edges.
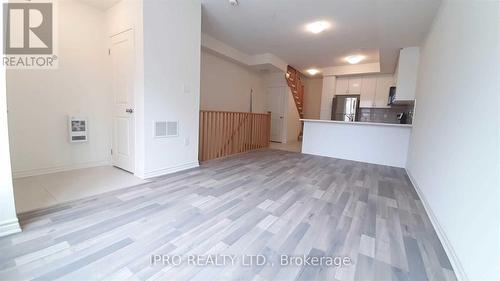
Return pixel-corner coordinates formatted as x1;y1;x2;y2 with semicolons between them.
285;65;305;140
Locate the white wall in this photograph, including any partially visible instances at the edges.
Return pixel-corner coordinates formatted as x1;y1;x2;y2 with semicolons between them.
303;77;323;119
320;76;336;120
406;1;500;280
200;50;266;113
141;0;201;178
106;0;135;37
6;0;111;178
201;33;288;72
286;87;301;142
0;18;21;237
321;63;380;76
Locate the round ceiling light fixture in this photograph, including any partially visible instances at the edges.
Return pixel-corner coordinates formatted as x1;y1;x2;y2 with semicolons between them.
345;55;366;64
229;0;239;6
306;68;320;76
306;21;331;34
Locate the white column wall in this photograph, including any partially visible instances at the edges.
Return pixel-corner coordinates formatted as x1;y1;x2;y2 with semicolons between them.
320;76;336;120
140;0;201;178
0;23;21;236
406;1;500;280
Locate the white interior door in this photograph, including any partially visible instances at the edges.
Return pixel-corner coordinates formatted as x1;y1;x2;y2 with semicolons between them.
111;30;135;173
267;87;285;142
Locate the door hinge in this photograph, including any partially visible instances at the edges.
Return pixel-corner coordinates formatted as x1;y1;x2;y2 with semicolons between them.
111;149;113;155
108;49;111;55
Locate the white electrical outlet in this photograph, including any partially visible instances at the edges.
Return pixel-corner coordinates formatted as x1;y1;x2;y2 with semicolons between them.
184;137;190;146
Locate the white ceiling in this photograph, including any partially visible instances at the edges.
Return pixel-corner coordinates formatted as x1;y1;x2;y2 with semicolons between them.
78;0;120;11
201;0;441;73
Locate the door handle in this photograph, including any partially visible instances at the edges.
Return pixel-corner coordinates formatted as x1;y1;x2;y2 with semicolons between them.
126;108;134;114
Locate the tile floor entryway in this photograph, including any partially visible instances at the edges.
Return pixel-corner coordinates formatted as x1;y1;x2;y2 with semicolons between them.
13;166;148;213
269;141;302;153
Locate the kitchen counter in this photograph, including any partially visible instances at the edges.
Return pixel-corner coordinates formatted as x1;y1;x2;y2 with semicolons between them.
301;119;413;128
301;119;412;168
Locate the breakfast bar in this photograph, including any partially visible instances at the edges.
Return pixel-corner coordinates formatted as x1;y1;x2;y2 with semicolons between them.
301;119;412;168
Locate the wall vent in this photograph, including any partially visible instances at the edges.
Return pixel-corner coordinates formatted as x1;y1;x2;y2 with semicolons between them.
154;121;178;138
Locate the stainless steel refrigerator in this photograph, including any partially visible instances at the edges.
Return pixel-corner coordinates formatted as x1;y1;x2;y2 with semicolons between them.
331;95;360;122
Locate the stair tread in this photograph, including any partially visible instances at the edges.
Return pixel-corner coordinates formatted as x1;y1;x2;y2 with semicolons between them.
287;65;306;119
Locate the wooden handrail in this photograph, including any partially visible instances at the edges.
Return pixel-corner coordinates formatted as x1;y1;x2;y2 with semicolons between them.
286;65;305;140
199;111;271;162
200;110;270;116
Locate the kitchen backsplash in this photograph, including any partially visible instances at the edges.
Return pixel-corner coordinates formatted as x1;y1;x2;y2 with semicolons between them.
359;104;414;124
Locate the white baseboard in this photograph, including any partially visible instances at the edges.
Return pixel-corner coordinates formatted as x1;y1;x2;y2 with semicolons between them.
142;161;199;179
0;218;21;238
405;168;468;281
12;160;111;179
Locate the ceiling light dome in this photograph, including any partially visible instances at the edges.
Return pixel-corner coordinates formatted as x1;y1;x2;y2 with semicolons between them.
345;55;365;64
306;21;331;34
306;68;320;76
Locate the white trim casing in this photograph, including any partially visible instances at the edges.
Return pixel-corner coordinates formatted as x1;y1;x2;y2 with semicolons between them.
0;219;21;238
141;161;199;179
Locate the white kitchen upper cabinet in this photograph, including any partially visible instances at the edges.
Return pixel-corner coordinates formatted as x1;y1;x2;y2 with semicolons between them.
335;77;349;94
359;77;376;107
374;75;394;108
348;78;361;93
395;47;420;101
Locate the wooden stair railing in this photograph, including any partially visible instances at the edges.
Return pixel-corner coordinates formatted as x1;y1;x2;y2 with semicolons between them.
285;65;305;140
199;111;271;162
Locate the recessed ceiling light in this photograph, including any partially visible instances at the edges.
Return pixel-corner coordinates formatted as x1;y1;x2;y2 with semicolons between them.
345;55;365;64
306;69;320;76
229;0;239;6
306;21;330;34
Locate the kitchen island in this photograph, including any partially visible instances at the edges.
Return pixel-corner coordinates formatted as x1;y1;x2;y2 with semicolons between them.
301;119;412;168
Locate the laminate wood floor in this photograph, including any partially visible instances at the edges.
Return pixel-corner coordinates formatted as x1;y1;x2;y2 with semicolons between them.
0;149;457;281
